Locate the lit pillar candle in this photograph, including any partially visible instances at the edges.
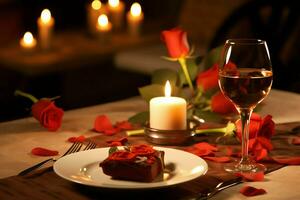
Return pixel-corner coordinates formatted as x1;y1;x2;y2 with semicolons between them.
20;32;37;51
126;2;144;36
108;0;124;31
87;0;108;35
150;81;187;130
37;9;54;50
96;14;112;41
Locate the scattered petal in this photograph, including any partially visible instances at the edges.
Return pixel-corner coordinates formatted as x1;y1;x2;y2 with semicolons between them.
204;156;231;163
115;121;133;130
292;137;300;145
272;156;300;165
107;137;128;147
194;142;218;152
240;186;266;196
94;115;114;133
67;135;86;143
185;147;215;157
103;128;119;136
235;171;264;181
31;147;59;156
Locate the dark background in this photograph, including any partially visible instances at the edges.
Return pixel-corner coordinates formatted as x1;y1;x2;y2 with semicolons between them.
0;0;299;122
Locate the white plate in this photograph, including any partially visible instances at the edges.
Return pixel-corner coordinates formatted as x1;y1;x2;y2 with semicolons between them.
53;147;208;189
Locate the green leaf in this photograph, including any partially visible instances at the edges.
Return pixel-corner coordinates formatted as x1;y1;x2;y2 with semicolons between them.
198;46;223;70
109;147;119;155
138;84;183;102
193;110;224;123
151;69;178;86
138;84;164;102
128;111;149;125
178;57;199;87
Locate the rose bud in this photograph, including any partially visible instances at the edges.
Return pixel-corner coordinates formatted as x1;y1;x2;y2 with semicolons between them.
31;99;64;131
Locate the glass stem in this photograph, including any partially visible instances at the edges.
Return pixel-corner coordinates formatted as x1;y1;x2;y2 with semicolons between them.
239;108;253;164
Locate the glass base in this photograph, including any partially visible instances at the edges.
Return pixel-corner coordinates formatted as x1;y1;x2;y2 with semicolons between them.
224;159;266;173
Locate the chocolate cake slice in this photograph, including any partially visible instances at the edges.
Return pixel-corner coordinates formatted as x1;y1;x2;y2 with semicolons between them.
100;144;165;182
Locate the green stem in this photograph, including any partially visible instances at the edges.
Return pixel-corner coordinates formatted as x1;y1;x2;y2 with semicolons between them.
195;127;226;135
126;129;144;136
178;57;194;92
193;88;203;104
14;90;38;103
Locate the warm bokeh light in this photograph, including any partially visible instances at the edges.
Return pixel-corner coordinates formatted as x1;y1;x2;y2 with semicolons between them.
97;14;109;27
165;81;171;97
41;9;51;23
130;2;142;17
91;0;101;10
23;32;34;44
108;0;119;8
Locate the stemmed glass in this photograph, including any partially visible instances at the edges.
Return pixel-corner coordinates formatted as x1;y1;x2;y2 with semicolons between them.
219;39;273;173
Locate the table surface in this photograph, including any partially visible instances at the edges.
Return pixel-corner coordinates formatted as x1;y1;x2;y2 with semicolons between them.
1;89;300;199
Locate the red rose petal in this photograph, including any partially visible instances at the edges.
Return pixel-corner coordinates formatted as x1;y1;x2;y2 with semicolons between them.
196;63;219;92
292;137;300;145
194;142;218;152
235;171;264;181
185;147;215;157
211;91;236;114
103;128;120;136
31;147;59;156
256;137;273;151
253;148;268;161
240;186;266;197
130;144;155;156
107;137;128;147
115;121;133;130
204;156;231;163
94;115;114;133
67;135;86;143
272;156;300;165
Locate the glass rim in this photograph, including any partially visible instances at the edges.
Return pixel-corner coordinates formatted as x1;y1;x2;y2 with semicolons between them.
226;39;266;45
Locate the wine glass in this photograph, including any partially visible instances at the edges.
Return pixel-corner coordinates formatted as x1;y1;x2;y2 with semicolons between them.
218;39;273;173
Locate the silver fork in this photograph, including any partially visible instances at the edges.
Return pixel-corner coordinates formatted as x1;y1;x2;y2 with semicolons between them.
83;141;97;151
18;142;83;176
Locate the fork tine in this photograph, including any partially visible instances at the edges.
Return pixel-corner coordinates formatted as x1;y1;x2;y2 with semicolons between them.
83;141;97;151
62;142;82;157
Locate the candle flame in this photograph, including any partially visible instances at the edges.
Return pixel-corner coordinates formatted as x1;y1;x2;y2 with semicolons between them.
41;9;51;23
23;32;34;44
91;0;101;10
108;0;119;8
130;2;142;17
98;14;108;27
165;81;171;97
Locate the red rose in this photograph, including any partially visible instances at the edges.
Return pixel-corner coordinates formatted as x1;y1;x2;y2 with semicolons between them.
196;63;219;92
31;99;64;131
235;113;262;140
161;28;190;58
211;91;236;114
130;144;155;156
259;115;275;139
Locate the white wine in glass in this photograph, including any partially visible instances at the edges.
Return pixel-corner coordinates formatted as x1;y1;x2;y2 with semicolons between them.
219;39;273;173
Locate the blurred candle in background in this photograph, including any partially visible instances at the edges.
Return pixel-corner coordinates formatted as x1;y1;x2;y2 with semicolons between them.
20;32;37;51
127;2;144;36
87;0;107;35
37;9;54;50
108;0;124;31
96;14;112;42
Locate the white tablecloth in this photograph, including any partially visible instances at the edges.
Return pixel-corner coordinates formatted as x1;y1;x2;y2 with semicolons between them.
0;89;300;199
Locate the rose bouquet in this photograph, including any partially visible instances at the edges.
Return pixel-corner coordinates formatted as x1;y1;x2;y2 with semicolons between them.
129;28;237;125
